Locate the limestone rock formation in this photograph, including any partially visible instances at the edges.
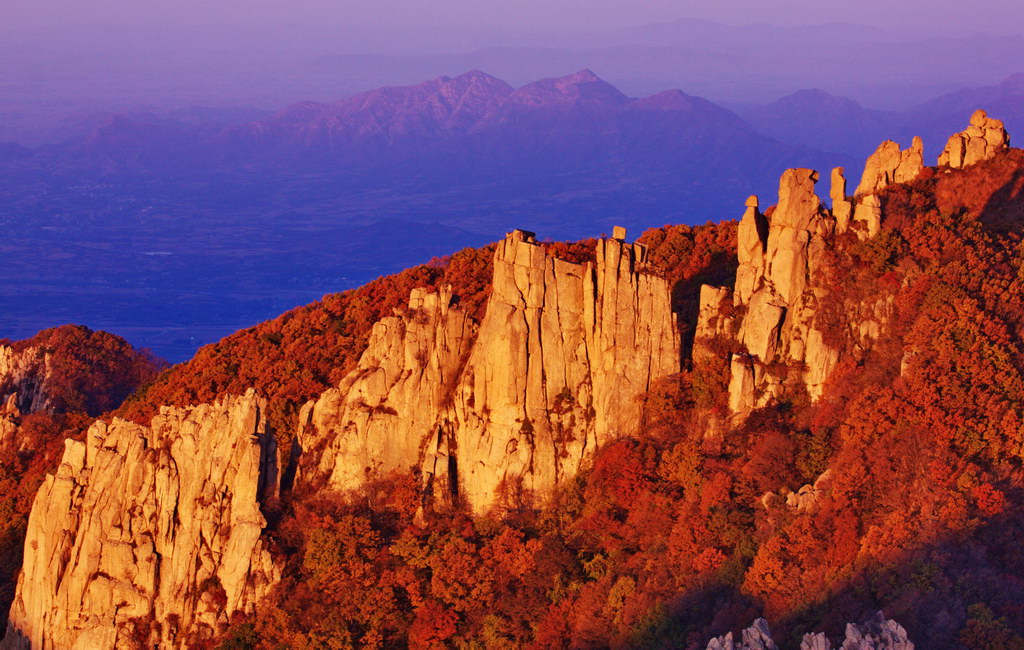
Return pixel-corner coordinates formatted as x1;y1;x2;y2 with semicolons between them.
3;390;280;649
452;232;679;508
300;230;680;512
855;138;923;197
833;612;914;649
0;394;19;447
831;168;853;234
735;195;769;305
695;285;733;352
707;614;913;650
761;469;833;514
695;131;936;417
801;612;914;650
938;109;1010;168
297;285;476;499
697;169;842;416
853;195;882;240
0;344;55;415
706;618;778;650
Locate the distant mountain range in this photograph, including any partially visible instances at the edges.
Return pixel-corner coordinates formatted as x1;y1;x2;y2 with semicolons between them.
311;22;1024;109
0;68;1019;361
32;69;837;183
732;73;1024;158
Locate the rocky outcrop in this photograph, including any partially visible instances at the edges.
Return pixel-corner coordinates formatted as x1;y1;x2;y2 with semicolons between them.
698;169;841;416
938;109;1010;169
707;614;913;650
3;390;279;649
297;285;476;500
707;618;777;650
761;469;833;514
299;230;679;512
831;168;853;234
735;195;769;306
855;138;923;197
803;613;914;650
696;117;965;416
0;345;54;416
0;394;19;447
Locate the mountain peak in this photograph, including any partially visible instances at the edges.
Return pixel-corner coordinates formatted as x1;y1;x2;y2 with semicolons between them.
512;69;629;107
771;88;863;110
567;68;601;83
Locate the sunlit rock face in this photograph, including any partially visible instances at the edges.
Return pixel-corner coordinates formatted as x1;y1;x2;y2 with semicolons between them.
696;168;842;417
938;109;1011;169
692;111;1011;417
3;390;280;649
855;137;924;197
297;284;478;499
299;229;680;512
695;109;1012;417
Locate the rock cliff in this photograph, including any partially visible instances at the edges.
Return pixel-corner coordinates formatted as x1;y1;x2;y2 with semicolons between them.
297;285;477;501
2;390;279;649
938;109;1010;168
299;230;680;511
0;345;55;416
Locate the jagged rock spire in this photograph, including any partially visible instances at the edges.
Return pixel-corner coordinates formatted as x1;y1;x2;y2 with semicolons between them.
697;167;844;417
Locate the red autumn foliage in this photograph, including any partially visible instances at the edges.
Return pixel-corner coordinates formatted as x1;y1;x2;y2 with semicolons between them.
1;325;165;417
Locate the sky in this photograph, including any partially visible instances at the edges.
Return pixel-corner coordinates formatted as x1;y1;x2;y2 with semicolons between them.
6;0;1024;42
2;0;1022;144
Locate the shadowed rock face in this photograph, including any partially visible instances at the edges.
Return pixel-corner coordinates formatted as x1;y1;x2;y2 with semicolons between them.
298;230;680;512
3;390;280;649
706;613;914;650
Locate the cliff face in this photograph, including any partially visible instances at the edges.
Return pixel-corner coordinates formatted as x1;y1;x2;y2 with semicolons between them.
0;345;55;417
299;230;680;511
297;285;477;500
3;390;279;649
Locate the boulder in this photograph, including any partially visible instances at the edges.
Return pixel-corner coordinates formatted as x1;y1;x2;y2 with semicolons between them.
855;138;923;197
938;109;1010;168
708;613;913;650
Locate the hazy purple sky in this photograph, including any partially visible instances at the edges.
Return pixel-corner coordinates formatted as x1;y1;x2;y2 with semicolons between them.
3;0;1022;145
7;0;1024;36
